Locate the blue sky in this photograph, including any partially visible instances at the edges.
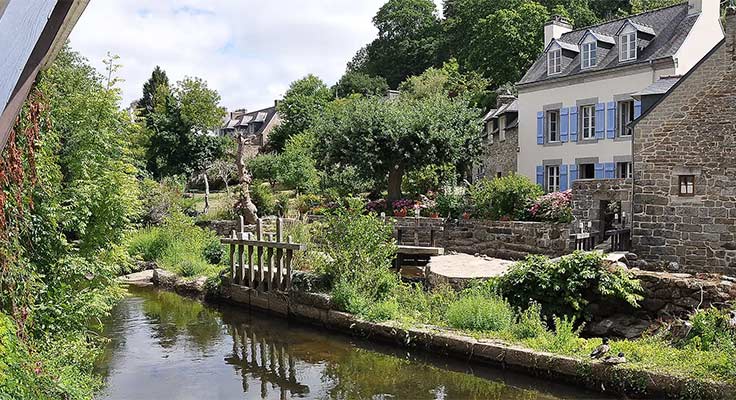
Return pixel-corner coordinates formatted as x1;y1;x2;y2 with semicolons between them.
69;1;443;112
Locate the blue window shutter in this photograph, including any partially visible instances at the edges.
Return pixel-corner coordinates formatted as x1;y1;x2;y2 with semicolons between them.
595;103;605;139
606;102;616;139
560;107;569;142
536;165;544;187
569;164;578;183
634;100;642;118
570;107;578;142
604;162;615;179
536;112;544;145
594;163;604;179
560;165;569;191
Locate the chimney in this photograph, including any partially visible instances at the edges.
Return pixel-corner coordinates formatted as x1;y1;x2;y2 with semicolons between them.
544;15;572;47
688;0;719;18
496;94;516;109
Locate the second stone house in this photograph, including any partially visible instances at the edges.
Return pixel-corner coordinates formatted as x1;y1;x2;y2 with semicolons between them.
515;0;723;193
474;93;518;181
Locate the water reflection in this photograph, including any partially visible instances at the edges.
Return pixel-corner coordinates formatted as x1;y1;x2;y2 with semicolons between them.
96;286;608;400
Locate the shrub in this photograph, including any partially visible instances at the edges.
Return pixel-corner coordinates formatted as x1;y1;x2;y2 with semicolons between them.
127;227;167;261
402;164;456;197
138;176;195;225
316;205;398;316
468;174;542;220
365;199;388;214
529;190;573;223
250;181;276;216
498;252;643;322
685;308;736;352
509;302;548;340
446;295;515;332
202;237;224;265
275;193;291;217
296;194;323;214
320;164;373;197
435;187;465;219
247;154;282;186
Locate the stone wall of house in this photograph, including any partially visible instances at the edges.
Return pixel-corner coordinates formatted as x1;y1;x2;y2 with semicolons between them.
571;178;632;237
631;10;736;274
482;127;518;179
394;217;570;260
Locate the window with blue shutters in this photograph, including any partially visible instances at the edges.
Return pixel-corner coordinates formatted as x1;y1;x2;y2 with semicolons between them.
595;103;605;139
581;105;595;139
604;162;615;179
606;102;616;139
594;163;605;179
537;112;544;145
619;100;635;137
560;107;569;142
560;165;569;191
570;107;578;142
569;164;578;183
634;100;642;118
536;165;544;187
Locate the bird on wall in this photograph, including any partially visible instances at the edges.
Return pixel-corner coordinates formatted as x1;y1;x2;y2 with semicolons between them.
590;337;610;359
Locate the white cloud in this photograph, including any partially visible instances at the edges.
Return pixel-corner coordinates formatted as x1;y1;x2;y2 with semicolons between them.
69;0;444;112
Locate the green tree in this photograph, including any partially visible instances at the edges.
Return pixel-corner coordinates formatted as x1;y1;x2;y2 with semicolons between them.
630;0;682;14
465;1;550;87
315;94;482;201
268;75;332;152
138;66;170;129
334;71;389;98
175;76;226;133
352;0;443;88
399;58;492;108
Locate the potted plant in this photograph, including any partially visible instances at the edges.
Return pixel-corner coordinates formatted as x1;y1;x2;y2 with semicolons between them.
462;211;471;220
392;199;414;218
419;194;439;218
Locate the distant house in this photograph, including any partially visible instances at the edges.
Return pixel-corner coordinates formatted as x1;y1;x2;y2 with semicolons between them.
516;0;723;194
219;102;281;158
630;7;736;274
474;93;518;181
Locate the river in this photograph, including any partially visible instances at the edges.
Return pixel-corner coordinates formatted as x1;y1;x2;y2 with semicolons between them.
95;285;609;399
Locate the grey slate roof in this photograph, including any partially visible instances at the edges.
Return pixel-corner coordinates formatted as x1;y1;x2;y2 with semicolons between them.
222;105;278;136
633;75;682;96
519;3;695;86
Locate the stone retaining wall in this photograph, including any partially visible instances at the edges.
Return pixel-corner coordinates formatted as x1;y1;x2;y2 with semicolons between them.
216;280;735;399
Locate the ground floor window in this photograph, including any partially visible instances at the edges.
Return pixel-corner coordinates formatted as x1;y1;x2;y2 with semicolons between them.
679;175;695;196
546;165;560;193
617;162;632;179
579;163;595;179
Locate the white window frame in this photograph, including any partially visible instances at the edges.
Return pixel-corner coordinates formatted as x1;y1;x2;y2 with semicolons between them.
581;41;597;69
548;49;562;75
617;162;632;179
581;105;596;139
546;165;560;193
619;31;637;62
618;100;634;137
547;110;560;142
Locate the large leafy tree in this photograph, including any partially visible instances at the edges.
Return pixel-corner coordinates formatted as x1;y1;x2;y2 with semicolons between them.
465;1;550;86
334;71;389;98
315;94;482;201
268;74;332;152
349;0;442;89
144;75;226;177
399;58;492;109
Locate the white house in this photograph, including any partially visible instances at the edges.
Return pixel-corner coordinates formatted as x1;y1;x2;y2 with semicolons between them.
516;0;723;193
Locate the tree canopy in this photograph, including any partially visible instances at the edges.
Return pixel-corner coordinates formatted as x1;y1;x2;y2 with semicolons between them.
314;94;482;200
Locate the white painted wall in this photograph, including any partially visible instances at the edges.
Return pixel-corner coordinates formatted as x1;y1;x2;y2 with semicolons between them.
0;0;57;112
675;0;724;74
517;65;675;182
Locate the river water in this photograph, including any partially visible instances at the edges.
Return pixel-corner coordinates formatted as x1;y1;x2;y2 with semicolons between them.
95;286;607;400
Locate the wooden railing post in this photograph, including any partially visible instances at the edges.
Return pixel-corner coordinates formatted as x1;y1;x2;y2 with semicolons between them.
229;230;236;280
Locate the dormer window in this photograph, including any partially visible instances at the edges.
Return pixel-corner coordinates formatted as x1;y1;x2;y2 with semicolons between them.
548;49;562;75
620;30;637;61
581;42;597;69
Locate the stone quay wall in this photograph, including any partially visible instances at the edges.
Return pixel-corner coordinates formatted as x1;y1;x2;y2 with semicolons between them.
393;218;571;260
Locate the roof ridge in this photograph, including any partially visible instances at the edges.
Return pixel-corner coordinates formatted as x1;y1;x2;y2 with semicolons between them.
561;2;687;36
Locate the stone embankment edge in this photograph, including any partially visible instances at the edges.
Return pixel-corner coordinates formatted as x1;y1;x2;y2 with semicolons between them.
214;281;735;400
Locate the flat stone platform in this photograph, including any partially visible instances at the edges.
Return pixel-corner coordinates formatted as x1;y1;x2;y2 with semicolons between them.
427;253;513;289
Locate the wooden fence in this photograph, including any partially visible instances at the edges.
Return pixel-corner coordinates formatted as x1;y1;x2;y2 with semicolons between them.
221;218;306;292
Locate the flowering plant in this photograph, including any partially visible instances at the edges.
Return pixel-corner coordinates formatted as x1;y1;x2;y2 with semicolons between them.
391;199;415;211
365;199;388;214
528;190;573;223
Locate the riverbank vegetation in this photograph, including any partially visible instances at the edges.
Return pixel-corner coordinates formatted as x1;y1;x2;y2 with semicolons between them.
292;205;736;385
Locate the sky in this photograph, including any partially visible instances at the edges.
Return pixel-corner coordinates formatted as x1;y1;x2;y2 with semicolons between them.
69;0;443;113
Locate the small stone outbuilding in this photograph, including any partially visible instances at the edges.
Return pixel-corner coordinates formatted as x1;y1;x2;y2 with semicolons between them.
631;8;736;274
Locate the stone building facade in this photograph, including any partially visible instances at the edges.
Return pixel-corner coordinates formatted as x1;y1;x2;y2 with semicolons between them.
473;95;518;181
571;178;632;240
631;9;736;274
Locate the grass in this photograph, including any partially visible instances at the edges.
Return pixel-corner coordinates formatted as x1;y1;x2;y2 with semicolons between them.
126;212;226;278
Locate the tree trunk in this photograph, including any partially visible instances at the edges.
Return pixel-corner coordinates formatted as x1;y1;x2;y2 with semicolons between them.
236;133;258;224
202;172;210;214
387;165;404;202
